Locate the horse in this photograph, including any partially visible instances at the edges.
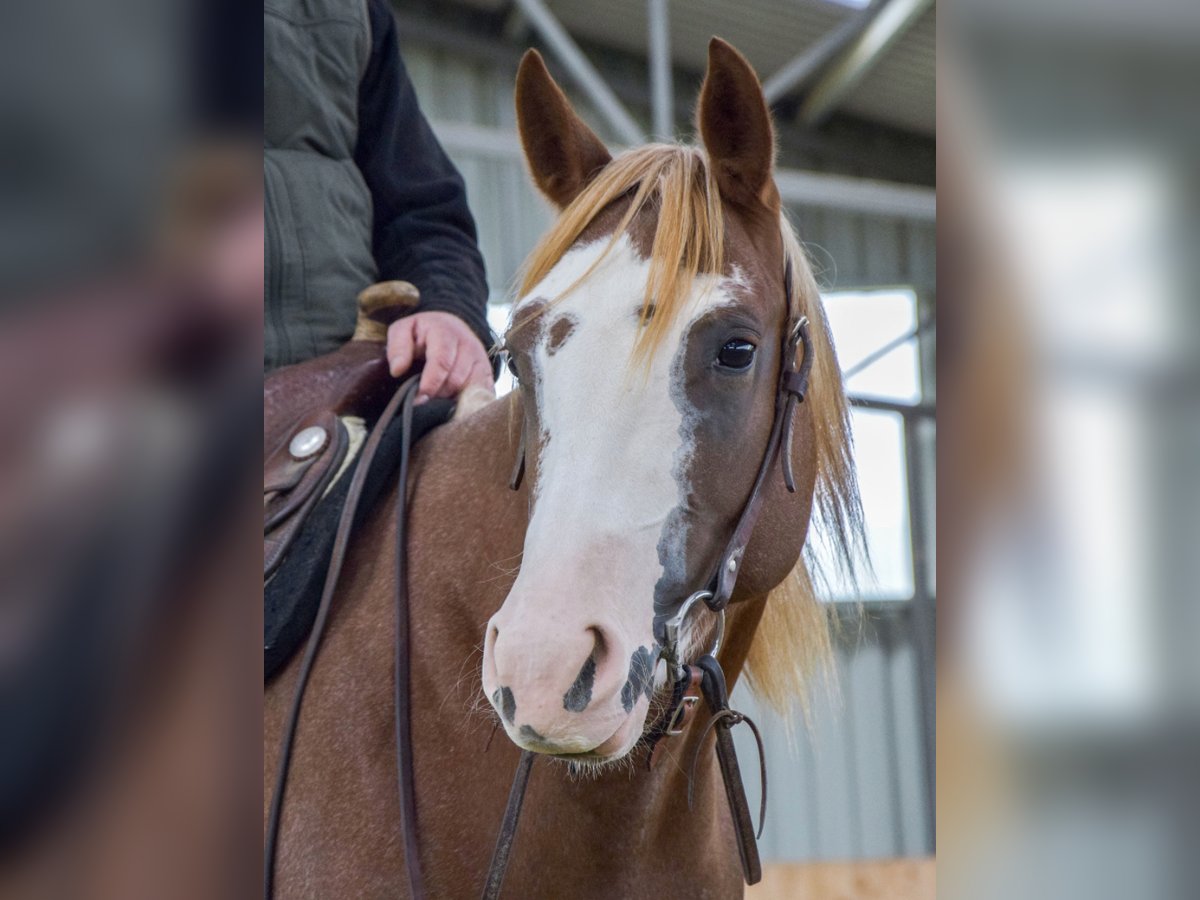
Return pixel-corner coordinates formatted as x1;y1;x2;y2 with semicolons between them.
264;38;861;899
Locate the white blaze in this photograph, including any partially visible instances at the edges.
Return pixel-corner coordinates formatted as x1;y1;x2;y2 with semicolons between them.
511;236;739;658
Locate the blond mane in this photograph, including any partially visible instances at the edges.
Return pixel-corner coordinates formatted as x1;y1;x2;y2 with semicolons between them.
514;144;864;717
517;144;723;363
745;221;864;720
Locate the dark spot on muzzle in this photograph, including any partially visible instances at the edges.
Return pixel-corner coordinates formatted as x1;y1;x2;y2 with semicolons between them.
519;724;547;743
562;654;597;712
620;646;656;713
494;686;516;724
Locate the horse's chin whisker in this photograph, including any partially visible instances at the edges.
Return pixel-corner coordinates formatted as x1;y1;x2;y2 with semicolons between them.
549;750;637;781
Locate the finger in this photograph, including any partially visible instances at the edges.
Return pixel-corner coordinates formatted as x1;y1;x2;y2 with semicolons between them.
442;342;484;397
417;325;459;402
464;357;496;395
440;357;469;398
386;317;418;377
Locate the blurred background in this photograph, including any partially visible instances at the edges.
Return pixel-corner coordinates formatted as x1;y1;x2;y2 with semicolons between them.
390;0;937;893
1;1;263;897
2;0;1198;897
940;3;1199;900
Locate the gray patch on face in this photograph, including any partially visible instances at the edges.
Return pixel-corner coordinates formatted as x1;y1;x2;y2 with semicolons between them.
522;305;553;508
519;724;546;743
620;646;656;713
562;654;597;712
653;326;700;622
494;686;516;724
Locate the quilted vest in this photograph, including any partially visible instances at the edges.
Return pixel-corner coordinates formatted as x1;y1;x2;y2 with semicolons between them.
264;0;377;368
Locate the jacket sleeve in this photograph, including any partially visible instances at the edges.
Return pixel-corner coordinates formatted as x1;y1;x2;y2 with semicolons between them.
355;0;495;357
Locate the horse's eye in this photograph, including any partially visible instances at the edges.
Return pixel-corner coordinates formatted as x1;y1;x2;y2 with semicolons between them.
717;339;756;370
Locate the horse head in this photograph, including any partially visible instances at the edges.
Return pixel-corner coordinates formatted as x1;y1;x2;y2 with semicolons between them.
481;39;854;763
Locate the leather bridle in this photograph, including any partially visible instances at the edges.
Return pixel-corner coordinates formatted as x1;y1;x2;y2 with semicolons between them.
475;259;814;897
265;260;814;899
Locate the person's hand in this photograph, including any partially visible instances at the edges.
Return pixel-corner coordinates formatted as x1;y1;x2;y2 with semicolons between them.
386;311;494;404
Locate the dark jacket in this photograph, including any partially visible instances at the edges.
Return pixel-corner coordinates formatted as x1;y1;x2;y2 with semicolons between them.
264;0;491;369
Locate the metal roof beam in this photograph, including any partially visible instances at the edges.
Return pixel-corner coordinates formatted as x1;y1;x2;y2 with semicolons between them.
761;0;885;106
799;0;932;126
510;0;647;146
430;120;936;220
392;10;934;175
774;166;934;220
646;0;674;140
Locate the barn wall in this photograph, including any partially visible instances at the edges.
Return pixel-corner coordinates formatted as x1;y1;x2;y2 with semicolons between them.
730;609;932;861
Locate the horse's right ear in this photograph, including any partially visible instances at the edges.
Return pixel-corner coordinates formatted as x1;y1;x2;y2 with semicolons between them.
515;50;612;209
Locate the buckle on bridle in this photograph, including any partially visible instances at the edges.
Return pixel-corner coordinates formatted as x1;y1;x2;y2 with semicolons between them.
661;590;725;680
788;315;809;349
665;693;700;736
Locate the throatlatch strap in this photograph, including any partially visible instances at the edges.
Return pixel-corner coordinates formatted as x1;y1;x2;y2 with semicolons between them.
508;425;526;491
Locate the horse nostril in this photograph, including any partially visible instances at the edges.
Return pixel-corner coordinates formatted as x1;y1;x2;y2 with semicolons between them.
562;653;597;713
561;624;621;714
587;625;609;667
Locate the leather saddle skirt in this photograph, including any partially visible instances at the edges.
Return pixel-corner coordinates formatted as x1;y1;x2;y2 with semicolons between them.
264;340;451;680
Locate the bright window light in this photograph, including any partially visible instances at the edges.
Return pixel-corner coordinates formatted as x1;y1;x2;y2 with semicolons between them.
817;407;914;602
488;301;517;396
817;286;927;601
823;288;922;404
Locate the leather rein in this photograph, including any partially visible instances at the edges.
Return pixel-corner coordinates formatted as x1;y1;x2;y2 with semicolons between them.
265;261;813;898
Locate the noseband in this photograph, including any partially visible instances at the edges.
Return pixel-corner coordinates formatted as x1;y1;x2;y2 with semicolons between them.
265;261;815;898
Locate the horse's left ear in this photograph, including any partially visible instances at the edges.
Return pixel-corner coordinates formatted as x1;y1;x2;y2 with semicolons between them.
696;38;779;210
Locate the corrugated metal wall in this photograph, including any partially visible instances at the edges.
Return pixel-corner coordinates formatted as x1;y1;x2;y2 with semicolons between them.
401;38;935;862
729;609;932;861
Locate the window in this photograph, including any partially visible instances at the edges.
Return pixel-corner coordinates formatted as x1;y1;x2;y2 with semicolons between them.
823;407;915;601
823;287;922;404
818;287;931;602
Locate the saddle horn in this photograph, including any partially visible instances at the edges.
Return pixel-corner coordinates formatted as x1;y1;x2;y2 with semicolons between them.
353;280;421;343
